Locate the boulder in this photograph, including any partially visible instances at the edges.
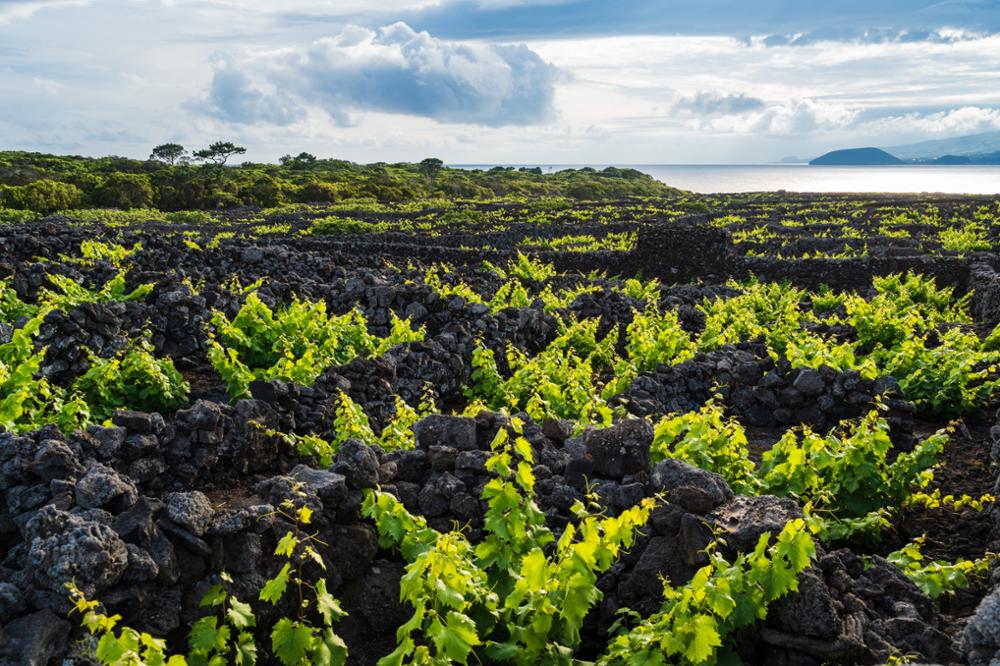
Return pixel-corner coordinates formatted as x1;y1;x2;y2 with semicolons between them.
164;491;214;537
75;461;138;512
575;418;652;478
112;410;163;434
962;585;1000;665
333;439;380;490
792;369;826;396
710;495;803;553
413;415;478;451
0;583;25;625
23;506;129;598
0;609;71;666
649;459;733;514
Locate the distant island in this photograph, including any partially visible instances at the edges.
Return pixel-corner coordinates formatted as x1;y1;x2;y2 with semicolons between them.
811;131;1000;165
886;131;1000;160
810;147;902;165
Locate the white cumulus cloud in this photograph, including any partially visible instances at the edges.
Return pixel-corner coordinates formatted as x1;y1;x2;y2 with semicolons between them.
695;98;857;135
194;21;561;127
858;106;1000;135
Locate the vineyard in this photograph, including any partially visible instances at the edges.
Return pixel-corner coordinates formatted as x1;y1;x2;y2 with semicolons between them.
3;191;1000;665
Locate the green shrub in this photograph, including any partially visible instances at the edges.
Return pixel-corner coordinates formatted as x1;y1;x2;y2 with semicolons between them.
887;537;994;600
757;410;948;518
165;209;216;224
363;420;655;664
93;173;155;209
207;292;424;399
72;339;190;421
0;315;90;434
309;216;386;235
626;305;696;372
0;208;40;224
297;180;340;203
600;520;814;666
939;225;991;254
0;179;83;213
651;401;757;493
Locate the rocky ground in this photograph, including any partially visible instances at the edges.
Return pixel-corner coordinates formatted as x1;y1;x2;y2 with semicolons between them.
2;196;1000;665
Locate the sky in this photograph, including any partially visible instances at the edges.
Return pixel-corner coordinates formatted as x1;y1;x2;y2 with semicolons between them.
2;0;1000;164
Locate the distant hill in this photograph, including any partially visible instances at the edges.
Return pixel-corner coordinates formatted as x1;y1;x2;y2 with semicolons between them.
922;150;1000;165
931;154;972;165
810;147;903;166
809;132;1000;166
971;151;1000;164
885;131;1000;160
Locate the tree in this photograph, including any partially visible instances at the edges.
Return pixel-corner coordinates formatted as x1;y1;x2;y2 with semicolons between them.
93;173;154;209
193;142;247;166
418;157;444;177
0;179;83;214
242;173;283;207
297;180;338;203
150;143;187;165
279;152;318;170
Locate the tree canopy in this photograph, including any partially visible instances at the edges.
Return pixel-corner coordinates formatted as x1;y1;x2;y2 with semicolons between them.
0;146;680;214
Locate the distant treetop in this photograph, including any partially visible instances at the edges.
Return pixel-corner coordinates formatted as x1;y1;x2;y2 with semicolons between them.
150;143;187;165
192;141;247;166
0;148;682;214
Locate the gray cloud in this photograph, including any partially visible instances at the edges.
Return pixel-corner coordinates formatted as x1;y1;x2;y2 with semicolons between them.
197;63;306;125
760;27;989;47
673;92;766;116
194;22;560;127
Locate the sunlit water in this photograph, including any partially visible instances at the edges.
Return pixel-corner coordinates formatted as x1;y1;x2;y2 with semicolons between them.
453;164;1000;194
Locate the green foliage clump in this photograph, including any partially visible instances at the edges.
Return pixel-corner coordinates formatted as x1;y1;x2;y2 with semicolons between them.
887;536;994;600
40;272;153;311
625;305;696;372
363;420;655;664
518;232;636;253
651;400;757;493
757;409;948;518
0;316;89;434
600;519;815;666
58;208;165;226
489;279;533;311
93;173;155;210
72;339;190;421
651;403;948;523
846;272;969;350
465;318;619;426
309;216;388;235
207;292;424;399
875;328;1000;417
483;253;557;283
423;265;485;305
323;390;434;455
0;178;83;213
59;241;142;269
0;208;40;224
619;277;661;304
939;225;991;254
0;279;38;322
698;280;804;352
780;330;868;375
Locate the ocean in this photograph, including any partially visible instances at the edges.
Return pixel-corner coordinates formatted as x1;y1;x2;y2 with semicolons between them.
452;164;1000;195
